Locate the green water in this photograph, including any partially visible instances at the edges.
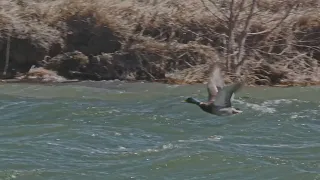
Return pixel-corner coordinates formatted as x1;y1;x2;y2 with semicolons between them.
0;81;319;180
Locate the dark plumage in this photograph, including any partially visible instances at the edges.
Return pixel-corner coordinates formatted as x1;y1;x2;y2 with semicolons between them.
184;65;244;116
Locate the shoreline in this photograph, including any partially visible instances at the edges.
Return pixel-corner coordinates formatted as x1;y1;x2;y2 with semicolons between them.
1;76;320;88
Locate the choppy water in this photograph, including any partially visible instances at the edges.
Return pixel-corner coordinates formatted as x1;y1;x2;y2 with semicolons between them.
0;81;319;180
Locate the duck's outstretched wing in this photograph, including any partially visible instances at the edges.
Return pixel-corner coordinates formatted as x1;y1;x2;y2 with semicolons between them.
213;81;244;108
207;65;224;102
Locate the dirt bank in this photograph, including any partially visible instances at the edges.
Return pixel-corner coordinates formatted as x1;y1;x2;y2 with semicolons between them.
0;0;320;86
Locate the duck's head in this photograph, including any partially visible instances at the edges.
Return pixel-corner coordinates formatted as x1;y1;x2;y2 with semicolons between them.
184;97;201;105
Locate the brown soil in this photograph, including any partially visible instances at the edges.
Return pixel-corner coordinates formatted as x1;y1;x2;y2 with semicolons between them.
0;0;320;87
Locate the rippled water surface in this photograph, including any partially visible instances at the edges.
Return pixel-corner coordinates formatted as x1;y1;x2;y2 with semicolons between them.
0;81;319;180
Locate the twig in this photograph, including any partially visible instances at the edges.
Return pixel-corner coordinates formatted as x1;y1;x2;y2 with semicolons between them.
235;0;257;75
3;29;12;77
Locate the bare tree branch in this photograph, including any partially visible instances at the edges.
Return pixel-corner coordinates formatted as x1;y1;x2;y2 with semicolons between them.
3;29;11;77
201;0;227;28
235;0;257;75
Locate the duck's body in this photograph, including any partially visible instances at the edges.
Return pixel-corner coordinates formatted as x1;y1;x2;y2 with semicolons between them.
184;65;244;116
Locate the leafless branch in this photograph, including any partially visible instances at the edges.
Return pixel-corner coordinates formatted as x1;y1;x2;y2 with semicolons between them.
3;29;12;77
235;0;257;75
201;0;227;28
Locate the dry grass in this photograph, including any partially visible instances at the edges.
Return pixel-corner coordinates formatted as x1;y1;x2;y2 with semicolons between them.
0;0;63;50
16;66;67;82
1;0;320;85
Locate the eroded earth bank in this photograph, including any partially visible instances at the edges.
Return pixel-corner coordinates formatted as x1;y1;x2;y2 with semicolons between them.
1;0;320;86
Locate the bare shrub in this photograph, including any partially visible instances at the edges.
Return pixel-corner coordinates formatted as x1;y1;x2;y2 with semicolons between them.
1;0;320;85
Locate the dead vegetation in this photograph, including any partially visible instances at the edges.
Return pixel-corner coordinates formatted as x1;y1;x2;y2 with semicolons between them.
0;0;320;85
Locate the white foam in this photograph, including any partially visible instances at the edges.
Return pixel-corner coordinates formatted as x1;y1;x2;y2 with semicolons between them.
235;98;309;114
143;143;176;153
178;136;223;143
47;142;60;146
114;132;122;136
235;100;276;114
126;143;178;155
262;99;293;106
162;143;174;149
166;85;180;88
290;113;309;119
